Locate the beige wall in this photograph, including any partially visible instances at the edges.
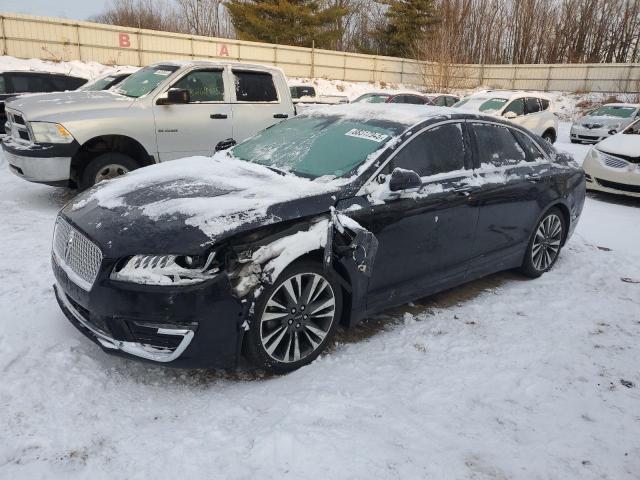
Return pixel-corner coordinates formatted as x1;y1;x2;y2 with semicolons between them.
1;12;639;93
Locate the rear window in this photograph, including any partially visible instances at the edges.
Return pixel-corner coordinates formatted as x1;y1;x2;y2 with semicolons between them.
290;86;315;99
233;71;278;102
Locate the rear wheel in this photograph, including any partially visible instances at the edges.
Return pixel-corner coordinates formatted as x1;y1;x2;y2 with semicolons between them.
79;152;138;190
520;208;565;278
542;130;556;144
244;260;342;374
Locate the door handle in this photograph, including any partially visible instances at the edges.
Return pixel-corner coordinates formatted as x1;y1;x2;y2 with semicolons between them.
273;113;289;119
210;114;228;119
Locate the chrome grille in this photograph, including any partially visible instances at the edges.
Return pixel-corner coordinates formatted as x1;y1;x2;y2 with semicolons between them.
52;217;103;290
601;152;629;169
5;109;32;143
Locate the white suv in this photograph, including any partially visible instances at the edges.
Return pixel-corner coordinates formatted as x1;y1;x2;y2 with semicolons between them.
454;91;558;143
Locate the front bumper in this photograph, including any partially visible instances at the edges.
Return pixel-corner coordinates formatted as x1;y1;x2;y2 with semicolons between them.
570;125;612;143
2;137;78;185
52;253;246;368
583;154;640;198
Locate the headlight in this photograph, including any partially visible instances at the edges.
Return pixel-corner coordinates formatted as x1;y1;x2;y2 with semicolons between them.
29;122;74;143
110;252;219;285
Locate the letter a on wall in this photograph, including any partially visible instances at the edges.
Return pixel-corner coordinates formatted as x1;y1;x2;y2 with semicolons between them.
219;44;229;57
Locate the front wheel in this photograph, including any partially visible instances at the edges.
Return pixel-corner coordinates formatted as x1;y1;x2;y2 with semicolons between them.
79;152;138;190
520;208;565;278
542;130;556;144
244;261;342;374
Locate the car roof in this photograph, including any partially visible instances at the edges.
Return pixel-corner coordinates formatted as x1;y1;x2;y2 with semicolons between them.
599;102;640;108
0;70;83;78
468;90;551;101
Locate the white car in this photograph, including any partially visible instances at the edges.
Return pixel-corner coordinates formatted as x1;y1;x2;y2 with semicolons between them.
583;120;640;198
454;91;558;143
570;103;640;144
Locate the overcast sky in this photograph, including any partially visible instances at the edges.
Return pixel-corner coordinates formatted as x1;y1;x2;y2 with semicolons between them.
2;0;109;21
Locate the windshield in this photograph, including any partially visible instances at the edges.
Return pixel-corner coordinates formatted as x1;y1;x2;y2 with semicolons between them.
453;97;508;113
353;93;390;104
623;119;640;135
79;75;122;91
114;65;179;98
589;105;637;118
232;114;405;179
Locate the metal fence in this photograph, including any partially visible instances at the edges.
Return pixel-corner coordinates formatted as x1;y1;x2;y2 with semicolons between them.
1;12;639;93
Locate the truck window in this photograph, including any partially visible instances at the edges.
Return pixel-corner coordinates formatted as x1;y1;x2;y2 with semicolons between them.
8;73;55;93
233;70;278;102
173;69;224;102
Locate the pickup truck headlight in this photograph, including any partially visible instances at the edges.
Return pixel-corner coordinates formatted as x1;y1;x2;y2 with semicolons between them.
29;122;74;144
110;253;220;285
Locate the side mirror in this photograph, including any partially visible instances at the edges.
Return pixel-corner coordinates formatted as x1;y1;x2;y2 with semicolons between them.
503;111;518;120
157;88;190;105
215;138;237;151
608;129;617;136
389;168;422;192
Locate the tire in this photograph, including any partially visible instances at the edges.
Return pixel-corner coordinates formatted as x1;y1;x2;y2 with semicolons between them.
519;207;566;278
79;152;139;190
542;130;556;144
244;260;343;374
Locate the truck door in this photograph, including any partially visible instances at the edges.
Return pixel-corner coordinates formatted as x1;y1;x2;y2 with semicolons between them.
153;68;232;161
230;68;293;142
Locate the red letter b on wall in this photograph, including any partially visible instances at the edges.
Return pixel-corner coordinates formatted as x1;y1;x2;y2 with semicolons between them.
119;33;131;48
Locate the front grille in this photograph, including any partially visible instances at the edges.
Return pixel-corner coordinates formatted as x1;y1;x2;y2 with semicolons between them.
5;109;31;142
582;123;603;129
596;178;640;193
601;152;629;169
578;135;599;140
52;217;103;290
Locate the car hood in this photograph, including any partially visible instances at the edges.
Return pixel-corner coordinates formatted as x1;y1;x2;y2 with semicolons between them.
61;154;341;256
5;90;134;122
596;133;640;158
576;115;632;127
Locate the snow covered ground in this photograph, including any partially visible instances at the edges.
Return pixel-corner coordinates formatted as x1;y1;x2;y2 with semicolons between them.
1;56;640;479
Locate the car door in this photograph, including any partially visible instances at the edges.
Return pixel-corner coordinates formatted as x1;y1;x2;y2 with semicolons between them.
347;121;479;311
153;67;232;161
231;68;290;142
467;121;549;277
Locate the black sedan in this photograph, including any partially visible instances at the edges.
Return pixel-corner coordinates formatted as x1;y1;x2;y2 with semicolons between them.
52;104;585;373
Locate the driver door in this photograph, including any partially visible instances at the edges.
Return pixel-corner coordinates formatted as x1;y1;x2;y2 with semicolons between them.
348;121;480;311
153;68;232;161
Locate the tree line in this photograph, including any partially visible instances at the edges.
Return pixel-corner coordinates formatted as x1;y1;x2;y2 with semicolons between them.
92;0;640;64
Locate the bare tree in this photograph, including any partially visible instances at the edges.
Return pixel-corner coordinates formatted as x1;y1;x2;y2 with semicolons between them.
91;0;184;31
175;0;234;37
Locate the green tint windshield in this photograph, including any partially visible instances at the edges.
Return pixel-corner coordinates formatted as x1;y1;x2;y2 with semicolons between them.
114;65;179;98
589;105;637;118
232;115;404;179
79;76;119;91
479;98;508;112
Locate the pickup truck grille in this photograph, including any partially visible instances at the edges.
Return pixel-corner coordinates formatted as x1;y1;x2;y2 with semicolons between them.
52;217;103;291
5;109;32;143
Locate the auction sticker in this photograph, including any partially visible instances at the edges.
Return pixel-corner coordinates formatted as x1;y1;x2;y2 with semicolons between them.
345;129;388;143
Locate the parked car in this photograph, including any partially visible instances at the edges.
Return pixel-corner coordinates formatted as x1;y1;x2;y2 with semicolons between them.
583;119;640;197
289;83;349;112
0;71;87;134
52;104;585;373
2;61;294;189
453;91;558;143
386;93;431;104
570;103;640;144
77;71;134;92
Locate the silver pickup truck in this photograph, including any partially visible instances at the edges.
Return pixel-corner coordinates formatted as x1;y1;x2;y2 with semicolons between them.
2;61;294;189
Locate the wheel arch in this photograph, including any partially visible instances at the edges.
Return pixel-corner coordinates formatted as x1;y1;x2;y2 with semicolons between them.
70;134;156;184
541;127;557;143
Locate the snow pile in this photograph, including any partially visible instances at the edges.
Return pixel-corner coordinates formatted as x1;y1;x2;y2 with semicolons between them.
0;55;137;81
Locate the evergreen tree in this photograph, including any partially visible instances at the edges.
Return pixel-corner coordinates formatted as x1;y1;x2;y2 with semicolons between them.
376;0;439;57
226;0;348;49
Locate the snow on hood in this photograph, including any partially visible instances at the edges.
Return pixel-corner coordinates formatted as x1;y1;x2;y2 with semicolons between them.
597;133;640;158
67;153;339;243
578;115;634;126
5;90;133;121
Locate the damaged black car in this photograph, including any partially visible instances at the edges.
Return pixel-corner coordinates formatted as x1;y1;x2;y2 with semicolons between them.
52;104;585;373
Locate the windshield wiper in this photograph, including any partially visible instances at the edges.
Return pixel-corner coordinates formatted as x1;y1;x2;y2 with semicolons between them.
265;165;288;176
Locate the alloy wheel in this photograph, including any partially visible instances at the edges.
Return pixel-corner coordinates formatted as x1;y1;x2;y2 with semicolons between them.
95;164;130;183
260;272;336;363
531;214;562;271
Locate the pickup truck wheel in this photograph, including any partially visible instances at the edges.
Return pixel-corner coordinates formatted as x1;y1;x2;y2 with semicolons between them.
80;153;139;190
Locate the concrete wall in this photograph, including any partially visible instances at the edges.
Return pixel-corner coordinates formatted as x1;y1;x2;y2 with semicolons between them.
1;12;639;93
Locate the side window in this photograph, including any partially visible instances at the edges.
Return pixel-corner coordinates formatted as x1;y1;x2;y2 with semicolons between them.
389;95;406;104
392;123;466;177
540;98;550;111
512;129;546;162
504;98;524;116
434;96;447;107
173;69;224;102
473;123;527;167
408;95;427;105
445;96;458;107
8;74;54;93
233;70;277;102
525;97;541;115
0;75;5;94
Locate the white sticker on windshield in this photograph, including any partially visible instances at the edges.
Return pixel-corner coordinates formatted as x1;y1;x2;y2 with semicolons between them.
154;70;172;76
345;129;389;143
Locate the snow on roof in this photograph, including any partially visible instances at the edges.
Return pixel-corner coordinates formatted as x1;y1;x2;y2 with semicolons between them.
600;102;640;108
300;103;453;127
468;90;552;100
